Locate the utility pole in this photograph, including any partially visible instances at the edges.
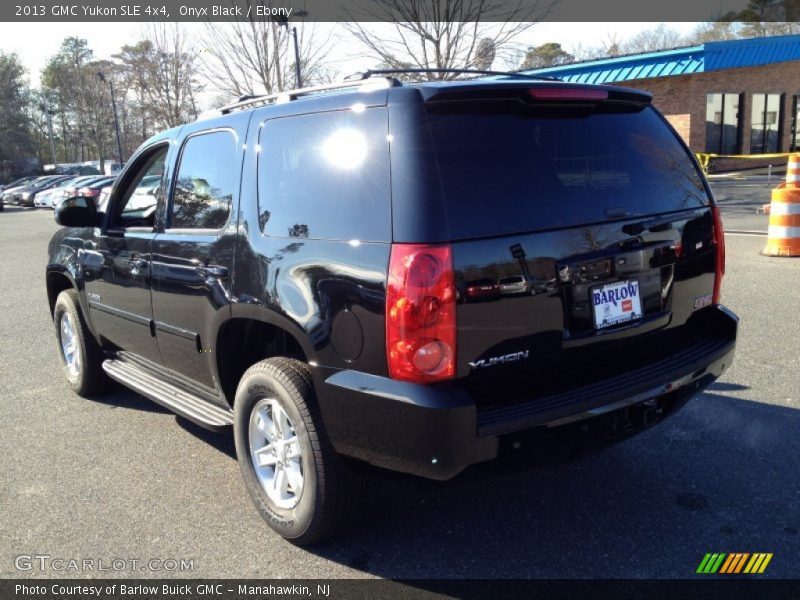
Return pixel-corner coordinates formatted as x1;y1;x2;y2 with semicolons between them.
291;27;302;88
97;71;124;164
276;10;308;89
42;92;57;167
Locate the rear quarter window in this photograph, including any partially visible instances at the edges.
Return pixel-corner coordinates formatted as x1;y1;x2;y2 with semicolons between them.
426;103;709;240
257;108;391;242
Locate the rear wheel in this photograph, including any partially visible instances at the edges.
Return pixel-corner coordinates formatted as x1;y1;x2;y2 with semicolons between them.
53;289;112;396
233;357;360;545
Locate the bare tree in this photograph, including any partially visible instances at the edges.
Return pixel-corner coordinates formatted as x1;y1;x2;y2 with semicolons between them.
199;4;331;97
687;21;742;43
685;20;800;45
141;24;199;128
42;37;94;162
569;26;683;63
116;24;199;132
570;32;624;61
344;0;555;80
569;42;608;61
739;21;800;36
621;24;683;53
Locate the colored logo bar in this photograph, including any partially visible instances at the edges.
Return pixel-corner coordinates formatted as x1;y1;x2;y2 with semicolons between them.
697;553;773;574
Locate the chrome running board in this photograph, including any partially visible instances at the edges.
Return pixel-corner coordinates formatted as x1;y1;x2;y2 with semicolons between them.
102;359;233;431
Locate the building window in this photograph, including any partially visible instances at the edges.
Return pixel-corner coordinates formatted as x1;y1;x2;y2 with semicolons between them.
791;95;800;152
705;93;741;154
750;93;782;154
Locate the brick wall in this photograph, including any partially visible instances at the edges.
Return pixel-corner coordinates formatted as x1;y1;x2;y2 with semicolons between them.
619;61;800;155
663;113;691;143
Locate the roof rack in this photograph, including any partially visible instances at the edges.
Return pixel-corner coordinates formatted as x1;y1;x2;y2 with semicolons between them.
345;68;558;81
218;77;401;115
214;67;556;117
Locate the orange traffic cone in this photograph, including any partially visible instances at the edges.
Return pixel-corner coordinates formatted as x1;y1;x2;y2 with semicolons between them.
762;153;800;256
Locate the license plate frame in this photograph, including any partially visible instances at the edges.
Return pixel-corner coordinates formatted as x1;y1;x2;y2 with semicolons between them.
591;279;643;330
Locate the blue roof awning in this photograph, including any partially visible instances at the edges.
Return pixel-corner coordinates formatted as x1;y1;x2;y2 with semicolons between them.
523;35;800;84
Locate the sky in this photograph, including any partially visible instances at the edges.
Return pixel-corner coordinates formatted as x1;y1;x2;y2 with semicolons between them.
0;21;700;106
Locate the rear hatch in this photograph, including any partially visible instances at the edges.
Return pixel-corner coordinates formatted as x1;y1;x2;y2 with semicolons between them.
421;84;719;406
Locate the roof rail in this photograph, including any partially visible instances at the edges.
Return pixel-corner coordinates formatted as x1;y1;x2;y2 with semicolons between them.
217;77;401;115
345;68;559;81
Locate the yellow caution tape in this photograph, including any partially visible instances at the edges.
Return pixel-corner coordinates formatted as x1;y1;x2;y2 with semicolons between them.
695;152;793;173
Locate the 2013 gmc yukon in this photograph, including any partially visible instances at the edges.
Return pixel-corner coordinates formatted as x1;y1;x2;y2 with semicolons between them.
46;72;737;544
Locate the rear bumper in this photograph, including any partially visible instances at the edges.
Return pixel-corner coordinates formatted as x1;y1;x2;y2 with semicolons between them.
320;305;738;480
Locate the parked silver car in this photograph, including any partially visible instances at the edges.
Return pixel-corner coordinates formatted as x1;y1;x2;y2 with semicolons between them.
11;176;71;207
498;275;535;296
37;176;104;209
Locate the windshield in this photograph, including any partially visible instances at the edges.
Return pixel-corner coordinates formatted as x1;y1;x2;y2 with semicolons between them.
426;103;709;240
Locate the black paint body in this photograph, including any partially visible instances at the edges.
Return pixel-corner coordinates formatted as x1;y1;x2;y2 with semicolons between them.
46;80;738;479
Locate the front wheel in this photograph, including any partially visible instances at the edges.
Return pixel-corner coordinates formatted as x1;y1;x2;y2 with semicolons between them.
233;357;360;545
53;289;112;396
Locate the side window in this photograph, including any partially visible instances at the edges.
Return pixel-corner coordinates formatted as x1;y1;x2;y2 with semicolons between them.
170;130;237;230
257;108;391;241
110;146;168;230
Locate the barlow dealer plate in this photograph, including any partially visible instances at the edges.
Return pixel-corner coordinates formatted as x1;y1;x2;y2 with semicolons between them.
592;280;642;329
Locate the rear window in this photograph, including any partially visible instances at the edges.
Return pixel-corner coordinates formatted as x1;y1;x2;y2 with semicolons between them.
426;102;709;239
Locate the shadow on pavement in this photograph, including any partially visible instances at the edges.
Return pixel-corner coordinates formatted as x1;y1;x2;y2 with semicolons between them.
85;385;171;414
304;391;800;579
89;381;800;578
0;206;35;214
707;381;750;392
176;416;237;460
87;386;238;459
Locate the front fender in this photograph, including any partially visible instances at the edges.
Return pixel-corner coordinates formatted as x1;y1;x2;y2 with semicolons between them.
45;228;95;328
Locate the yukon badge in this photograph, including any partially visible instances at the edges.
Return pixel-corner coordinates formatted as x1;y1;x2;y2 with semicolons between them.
468;350;530;369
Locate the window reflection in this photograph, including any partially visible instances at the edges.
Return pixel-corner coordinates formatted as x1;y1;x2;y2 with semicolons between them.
112;146;167;230
171;131;237;229
705;93;741;154
288;223;309;238
257;108;391;242
321;128;368;170
751;93;781;154
426;104;708;239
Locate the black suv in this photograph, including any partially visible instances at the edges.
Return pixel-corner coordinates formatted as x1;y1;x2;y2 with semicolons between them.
46;72;737;544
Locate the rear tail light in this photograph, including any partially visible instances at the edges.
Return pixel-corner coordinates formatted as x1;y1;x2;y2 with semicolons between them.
386;244;456;383
79;188;101;197
711;205;725;304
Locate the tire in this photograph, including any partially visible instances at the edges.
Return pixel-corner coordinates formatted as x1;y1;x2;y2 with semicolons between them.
233;357;360;545
53;289;112;396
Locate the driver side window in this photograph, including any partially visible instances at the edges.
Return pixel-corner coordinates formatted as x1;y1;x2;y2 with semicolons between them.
109;145;168;230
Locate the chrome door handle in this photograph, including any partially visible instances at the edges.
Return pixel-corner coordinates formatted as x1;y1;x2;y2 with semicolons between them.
196;265;228;279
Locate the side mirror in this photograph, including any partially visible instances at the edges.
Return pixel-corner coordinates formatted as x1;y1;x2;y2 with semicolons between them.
55;196;100;227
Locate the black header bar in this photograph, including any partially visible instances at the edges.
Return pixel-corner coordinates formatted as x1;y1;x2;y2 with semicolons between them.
2;0;795;23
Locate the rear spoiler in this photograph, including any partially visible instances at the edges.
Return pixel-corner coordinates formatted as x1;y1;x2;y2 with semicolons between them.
419;83;652;106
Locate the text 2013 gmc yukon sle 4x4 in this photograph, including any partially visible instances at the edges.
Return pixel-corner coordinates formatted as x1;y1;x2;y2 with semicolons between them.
46;72;737;544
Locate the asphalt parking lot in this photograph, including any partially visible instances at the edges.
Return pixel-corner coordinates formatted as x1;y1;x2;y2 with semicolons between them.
1;181;798;580
708;173;778;233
